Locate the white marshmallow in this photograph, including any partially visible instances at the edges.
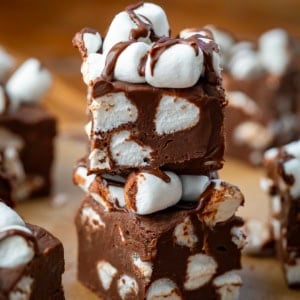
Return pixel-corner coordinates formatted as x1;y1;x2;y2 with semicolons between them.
173;217;198;249
259;29;290;75
264;147;279;161
0;202;25;230
6;59;51;109
227;91;259;116
145;43;203;88
3;146;26;182
81;53;105;85
283;140;300;159
146;278;182;300
212;51;222;76
103;12;144;54
134;2;170;38
108;185;126;208
97;260;118;290
229;49;263;79
117;275;139;300
81;206;105;229
83;31;102;55
9;276;33;300
90;92;138;132
110;130;153;168
285;259;300;286
0;47;14;79
0;225;35;268
132;254;153;283
84;121;92;138
272;218;281;240
208;26;235;56
180;175;210;201
155;95;200;135
271;195;282;215
234;121;274;150
0;86;6;114
231;226;247;249
89;148;111;171
184;253;217;290
125;171;182;215
114;42;149;83
243;219;273;255
200;180;244;228
73;166;96;193
283;158;300;198
213;271;242;300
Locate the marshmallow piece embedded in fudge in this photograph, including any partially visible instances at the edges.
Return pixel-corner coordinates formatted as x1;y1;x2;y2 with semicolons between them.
6;58;52;110
0;47;14;79
200;180;244;228
81;53;105;85
124;170;182;215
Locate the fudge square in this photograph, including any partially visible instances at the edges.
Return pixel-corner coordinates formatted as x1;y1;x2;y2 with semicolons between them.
73;3;226;175
261;140;300;288
76;193;244;300
207;27;300;165
0;55;56;200
0;202;65;299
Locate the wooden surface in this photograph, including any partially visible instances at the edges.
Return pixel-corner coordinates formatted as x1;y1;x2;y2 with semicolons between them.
14;132;300;300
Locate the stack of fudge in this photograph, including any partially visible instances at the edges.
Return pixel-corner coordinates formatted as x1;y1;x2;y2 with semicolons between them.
207;27;300;165
73;2;246;299
0;48;56;201
261;140;300;288
0;201;65;299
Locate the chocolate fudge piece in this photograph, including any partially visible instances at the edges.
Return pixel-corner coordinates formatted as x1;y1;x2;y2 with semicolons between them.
261;140;300;288
205;27;300;165
0;202;64;299
76;194;244;300
0;56;56;200
73;3;226;175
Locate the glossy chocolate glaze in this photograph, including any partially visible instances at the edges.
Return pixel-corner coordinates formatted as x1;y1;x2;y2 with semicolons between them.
0;224;64;299
76;195;243;299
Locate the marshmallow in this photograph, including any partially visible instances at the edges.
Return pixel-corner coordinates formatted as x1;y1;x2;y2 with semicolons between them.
0;202;25;229
132;254;153;283
208;26;235;56
117;274;139;299
81;53;105;85
97;260;118;290
0;47;14;79
145;42;203;88
229;49;264;79
282;140;300;159
283;158;300;198
285;259;300;286
6;59;51;110
155;95;200;135
110;130;153;168
114;42;150;83
180;175;210;202
89;148;111;171
83;31;102;55
124;170;182;215
146;278;182;300
200;180;244;228
184;253;217;290
259;29;290;75
0;86;7;114
227;91;259;116
9;276;33;300
231;226;247;249
173;217;199;248
89;92;138;132
81;206;105;229
213;271;242;300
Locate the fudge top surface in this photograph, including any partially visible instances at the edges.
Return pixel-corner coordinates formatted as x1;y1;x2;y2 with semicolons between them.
73;2;223;90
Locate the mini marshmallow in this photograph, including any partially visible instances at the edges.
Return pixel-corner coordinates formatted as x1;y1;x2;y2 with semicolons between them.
0;225;35;268
200;180;244;228
83;31;102;55
282;140;300;159
81;206;105;229
155;95;200;135
132;254;153;283
89;148;111;171
117;274;139;299
227;91;259;116
243;219;274;255
0;47;14;79
184;253;217;290
180;175;210;202
208;26;235;56
81;53;105;85
285;259;300;286
231;226;247;249
213;271;242;300
9;276;33;300
145;42;203;88
110;130;153;168
146;278;182;300
283;158;300;198
114;42;150;83
173;217;198;249
90;92;138;132
6;58;51;110
108;185;126;208
0;86;6;114
97;260;118;290
124;170;182;215
229;49;263;79
259;29;290;75
0;202;25;229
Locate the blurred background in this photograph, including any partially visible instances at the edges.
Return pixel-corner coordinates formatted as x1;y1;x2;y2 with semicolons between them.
0;0;300;125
